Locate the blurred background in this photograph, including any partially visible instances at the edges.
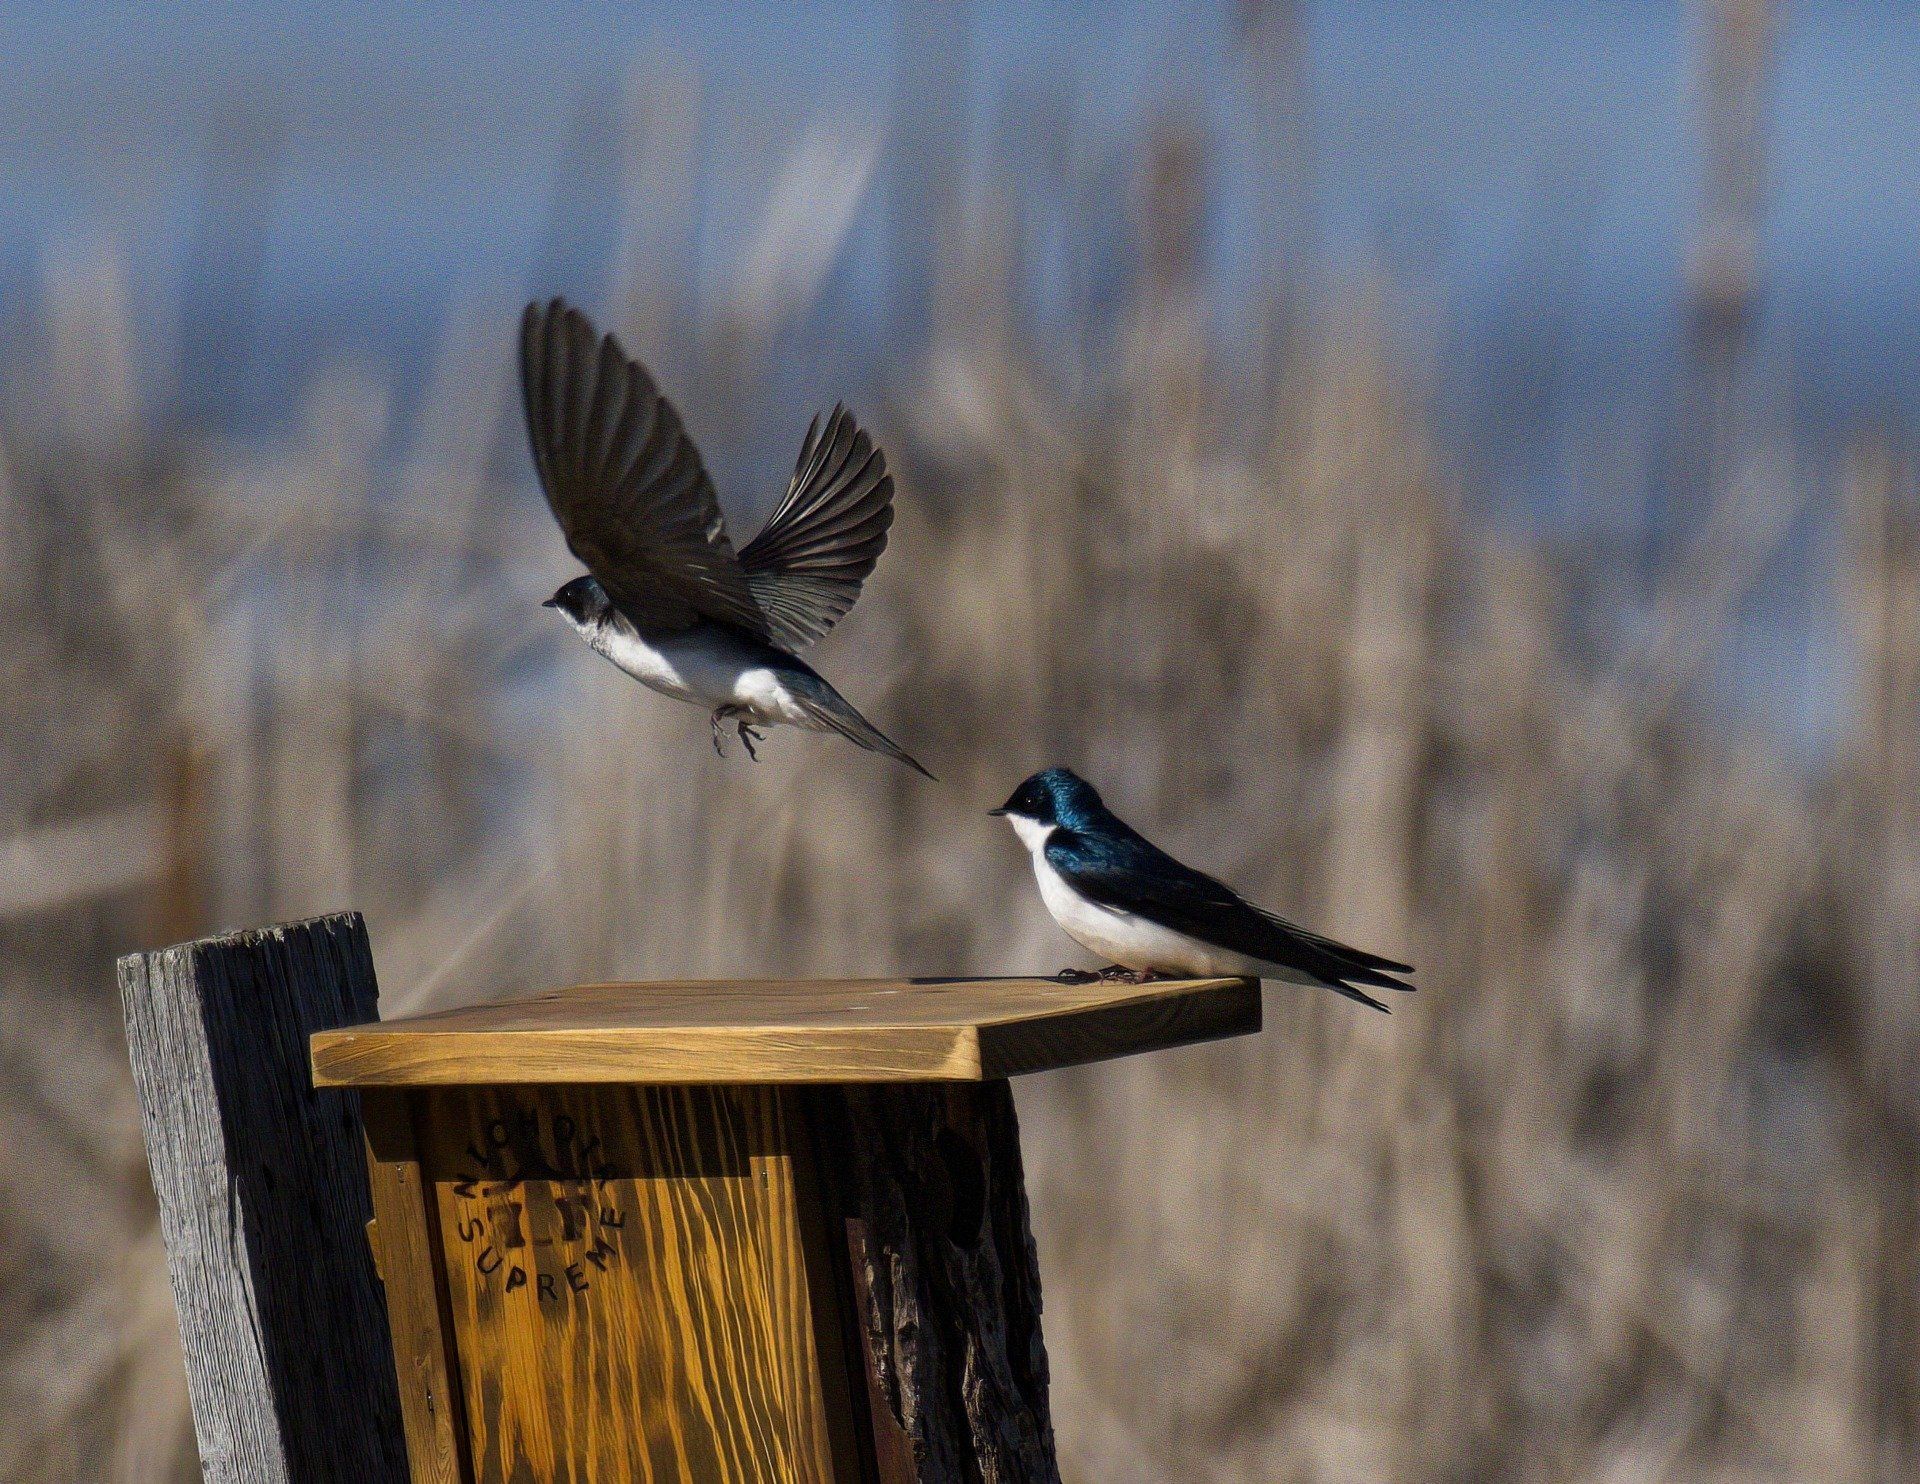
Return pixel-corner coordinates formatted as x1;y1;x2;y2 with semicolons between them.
3;1;1918;1478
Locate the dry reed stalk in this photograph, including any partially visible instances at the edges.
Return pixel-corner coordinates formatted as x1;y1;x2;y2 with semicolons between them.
0;51;1909;1484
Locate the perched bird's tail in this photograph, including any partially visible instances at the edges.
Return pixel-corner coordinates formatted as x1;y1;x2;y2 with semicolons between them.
787;671;936;780
1256;915;1415;1013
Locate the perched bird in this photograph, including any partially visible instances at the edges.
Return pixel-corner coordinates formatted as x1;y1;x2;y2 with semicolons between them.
992;767;1415;1011
522;297;931;778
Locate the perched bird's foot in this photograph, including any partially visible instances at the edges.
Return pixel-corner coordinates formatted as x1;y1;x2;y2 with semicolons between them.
1098;966;1167;984
1053;967;1101;984
736;720;766;761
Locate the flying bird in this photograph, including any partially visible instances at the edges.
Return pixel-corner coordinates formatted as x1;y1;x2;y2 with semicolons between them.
992;767;1416;1011
522;297;931;778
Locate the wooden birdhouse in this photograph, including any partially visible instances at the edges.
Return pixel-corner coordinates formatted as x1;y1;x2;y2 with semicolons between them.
310;972;1260;1482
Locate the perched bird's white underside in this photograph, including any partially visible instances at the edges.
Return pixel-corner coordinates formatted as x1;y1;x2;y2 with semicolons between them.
579;615;820;731
1007;816;1319;986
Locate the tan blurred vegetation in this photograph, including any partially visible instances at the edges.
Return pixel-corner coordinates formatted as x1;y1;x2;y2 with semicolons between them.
4;9;1920;1482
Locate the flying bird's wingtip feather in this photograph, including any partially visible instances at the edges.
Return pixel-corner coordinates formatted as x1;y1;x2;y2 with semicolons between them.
740;399;900;649
518;301;548;366
515;295;775;638
522;296;570;334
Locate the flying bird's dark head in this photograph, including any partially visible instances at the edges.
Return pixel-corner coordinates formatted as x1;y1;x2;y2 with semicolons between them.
542;575;611;630
989;767;1105;830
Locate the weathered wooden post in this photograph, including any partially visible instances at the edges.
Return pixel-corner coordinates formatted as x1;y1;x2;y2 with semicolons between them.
312;973;1261;1483
118;912;409;1483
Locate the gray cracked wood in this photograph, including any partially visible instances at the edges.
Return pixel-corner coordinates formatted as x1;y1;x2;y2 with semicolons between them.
119;911;408;1483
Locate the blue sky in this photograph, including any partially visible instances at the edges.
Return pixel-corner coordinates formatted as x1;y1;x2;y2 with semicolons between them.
4;1;1911;749
2;2;1916;423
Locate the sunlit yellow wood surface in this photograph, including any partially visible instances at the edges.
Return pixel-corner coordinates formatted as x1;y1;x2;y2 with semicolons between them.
410;1084;860;1484
312;975;1260;1086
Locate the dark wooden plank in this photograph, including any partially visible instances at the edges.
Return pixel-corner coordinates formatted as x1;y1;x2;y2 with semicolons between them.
977;975;1261;1077
807;1081;1061;1483
118;912;408;1484
310;976;1260;1086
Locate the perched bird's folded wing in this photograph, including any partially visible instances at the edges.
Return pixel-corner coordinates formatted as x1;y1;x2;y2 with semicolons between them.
1249;909;1415;977
521;299;769;638
738;404;895;650
1048;833;1416;1012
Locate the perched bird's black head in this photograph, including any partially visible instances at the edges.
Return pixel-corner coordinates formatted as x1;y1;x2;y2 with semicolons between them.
542;574;611;627
990;767;1106;829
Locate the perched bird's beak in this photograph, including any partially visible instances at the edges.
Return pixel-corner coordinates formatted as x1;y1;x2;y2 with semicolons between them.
987;807;1008;817
541;596;561;609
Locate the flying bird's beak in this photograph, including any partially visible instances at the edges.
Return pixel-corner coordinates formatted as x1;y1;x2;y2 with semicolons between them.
540;596;561;609
987;807;1008;817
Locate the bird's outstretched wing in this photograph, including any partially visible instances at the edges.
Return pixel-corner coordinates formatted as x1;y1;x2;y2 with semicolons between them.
738;404;895;650
1047;830;1415;1012
520;299;770;638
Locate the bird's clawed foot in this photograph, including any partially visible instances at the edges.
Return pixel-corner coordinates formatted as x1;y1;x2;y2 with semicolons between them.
1054;965;1168;985
710;708;767;761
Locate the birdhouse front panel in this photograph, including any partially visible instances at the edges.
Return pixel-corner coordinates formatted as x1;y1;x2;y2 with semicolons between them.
390;1084;863;1483
325;976;1261;1482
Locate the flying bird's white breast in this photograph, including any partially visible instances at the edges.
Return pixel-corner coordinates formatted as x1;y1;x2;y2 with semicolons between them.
593;622;705;702
589;621;813;727
1007;818;1266;978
